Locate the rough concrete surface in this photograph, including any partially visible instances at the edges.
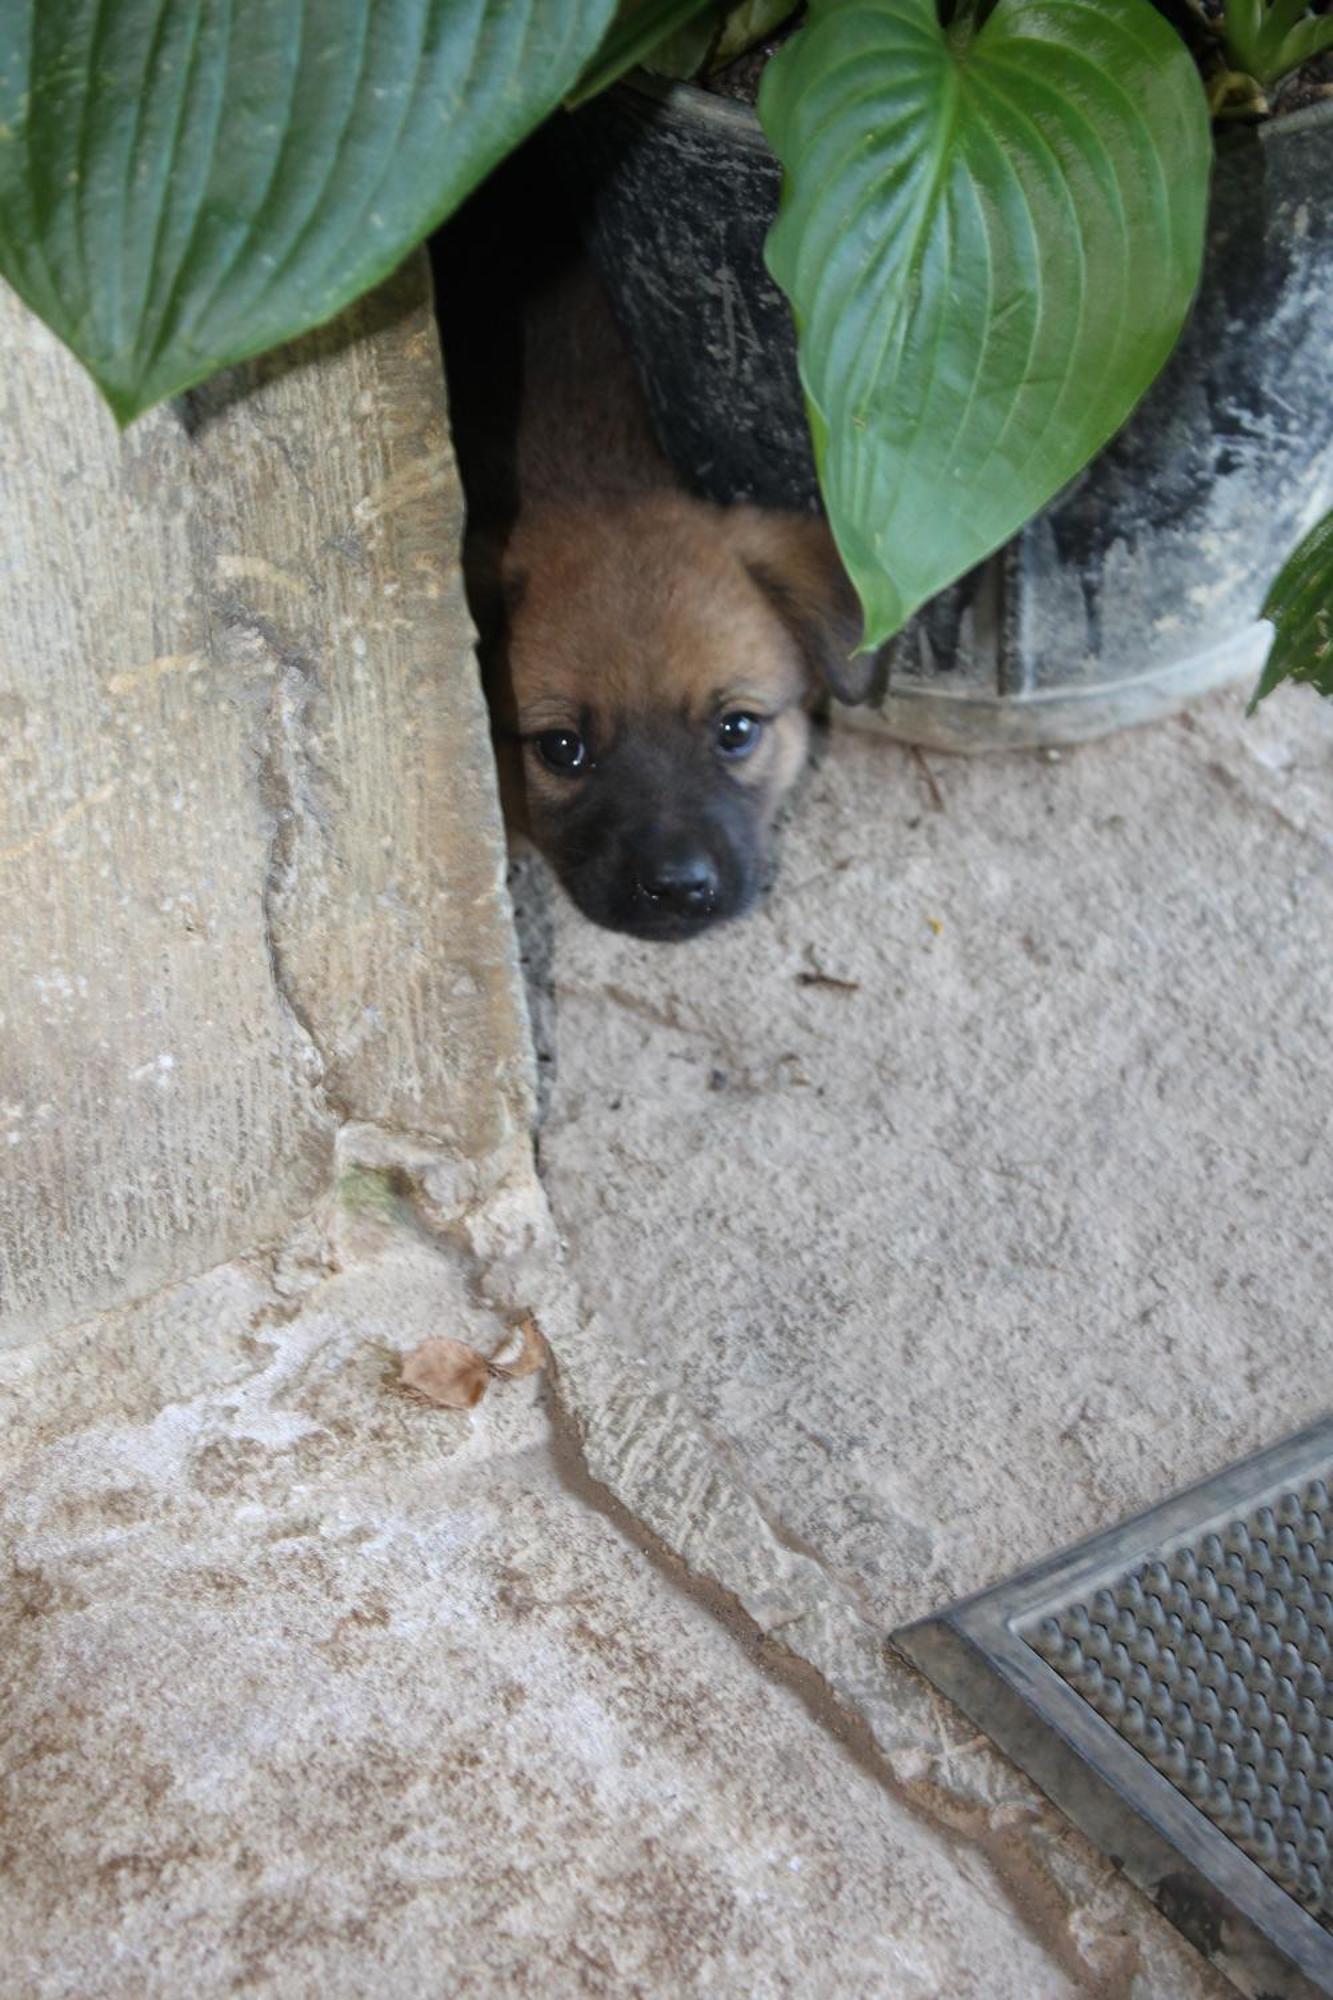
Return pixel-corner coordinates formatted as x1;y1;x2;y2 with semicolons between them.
0;259;529;1350
2;1212;1099;2000
535;679;1331;1993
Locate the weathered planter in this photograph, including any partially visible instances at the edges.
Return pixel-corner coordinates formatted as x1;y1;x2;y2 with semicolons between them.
564;83;1333;750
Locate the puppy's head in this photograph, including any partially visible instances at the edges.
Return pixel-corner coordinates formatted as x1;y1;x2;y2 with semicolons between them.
481;493;872;942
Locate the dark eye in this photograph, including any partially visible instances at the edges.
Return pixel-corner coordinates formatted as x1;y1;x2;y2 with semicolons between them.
716;711;764;759
535;729;587;775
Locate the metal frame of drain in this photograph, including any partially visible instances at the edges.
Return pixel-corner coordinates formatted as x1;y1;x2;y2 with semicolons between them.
894;1418;1333;2000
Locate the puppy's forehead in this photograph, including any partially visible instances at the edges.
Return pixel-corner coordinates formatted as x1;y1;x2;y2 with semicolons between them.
508;503;806;719
662;569;807;709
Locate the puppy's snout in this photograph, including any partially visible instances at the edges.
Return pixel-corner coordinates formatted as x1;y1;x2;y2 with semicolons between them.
637;842;721;920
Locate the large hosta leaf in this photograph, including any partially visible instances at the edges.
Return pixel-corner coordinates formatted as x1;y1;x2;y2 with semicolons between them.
0;0;617;422
759;0;1212;647
1249;507;1333;712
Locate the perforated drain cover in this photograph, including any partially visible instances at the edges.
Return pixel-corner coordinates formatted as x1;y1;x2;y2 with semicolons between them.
894;1420;1333;1999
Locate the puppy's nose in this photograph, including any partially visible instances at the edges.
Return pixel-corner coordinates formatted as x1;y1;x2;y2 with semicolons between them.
638;847;721;917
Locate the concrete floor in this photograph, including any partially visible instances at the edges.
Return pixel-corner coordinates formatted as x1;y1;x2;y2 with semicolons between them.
4;670;1327;1997
538;682;1332;1621
531;676;1332;1994
6;1240;1083;1999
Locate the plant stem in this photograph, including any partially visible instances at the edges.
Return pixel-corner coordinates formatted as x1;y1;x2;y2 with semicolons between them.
1207;64;1269;113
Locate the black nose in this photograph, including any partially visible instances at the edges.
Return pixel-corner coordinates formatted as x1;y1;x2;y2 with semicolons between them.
637;846;721;918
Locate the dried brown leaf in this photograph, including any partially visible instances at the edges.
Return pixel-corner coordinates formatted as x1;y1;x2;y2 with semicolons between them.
401;1337;492;1410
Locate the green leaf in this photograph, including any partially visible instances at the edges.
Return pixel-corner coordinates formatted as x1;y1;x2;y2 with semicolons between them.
1248;508;1333;712
712;1;799;67
0;0;618;423
759;0;1212;648
642;14;722;78
566;0;720;103
1220;0;1333;88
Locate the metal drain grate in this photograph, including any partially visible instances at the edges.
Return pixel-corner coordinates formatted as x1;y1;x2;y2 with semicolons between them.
1027;1479;1333;1924
895;1420;1333;2000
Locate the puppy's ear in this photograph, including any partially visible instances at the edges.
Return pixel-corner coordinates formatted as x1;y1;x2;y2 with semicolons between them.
462;528;527;649
730;510;879;706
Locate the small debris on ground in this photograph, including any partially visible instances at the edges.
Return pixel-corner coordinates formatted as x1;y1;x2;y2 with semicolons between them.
910;744;946;812
795;944;861;994
400;1312;547;1410
488;1311;547;1379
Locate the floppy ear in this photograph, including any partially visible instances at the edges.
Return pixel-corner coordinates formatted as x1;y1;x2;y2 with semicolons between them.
731;509;880;707
462;528;527;652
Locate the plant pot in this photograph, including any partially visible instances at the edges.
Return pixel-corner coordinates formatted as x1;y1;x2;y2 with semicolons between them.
561;82;1333;750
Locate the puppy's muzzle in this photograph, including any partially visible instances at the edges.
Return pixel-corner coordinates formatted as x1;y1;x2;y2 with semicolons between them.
533;724;769;940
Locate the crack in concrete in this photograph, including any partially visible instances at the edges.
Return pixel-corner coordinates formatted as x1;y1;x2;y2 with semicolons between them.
386;1099;1158;1993
236;614;489;1167
241;610;354;1132
502;1143;1222;1993
538;1340;1150;2000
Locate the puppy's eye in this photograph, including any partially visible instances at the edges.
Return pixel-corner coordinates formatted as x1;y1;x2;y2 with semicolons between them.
535;729;588;775
716;711;764;759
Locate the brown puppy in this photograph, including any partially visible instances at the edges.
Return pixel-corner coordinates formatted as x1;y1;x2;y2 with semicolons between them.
439;180;872;939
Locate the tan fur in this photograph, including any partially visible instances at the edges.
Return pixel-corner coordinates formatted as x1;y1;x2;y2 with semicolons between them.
457;248;869;934
493;491;860;837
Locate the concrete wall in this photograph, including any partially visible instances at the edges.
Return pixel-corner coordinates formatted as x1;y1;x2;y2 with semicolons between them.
0;258;532;1350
